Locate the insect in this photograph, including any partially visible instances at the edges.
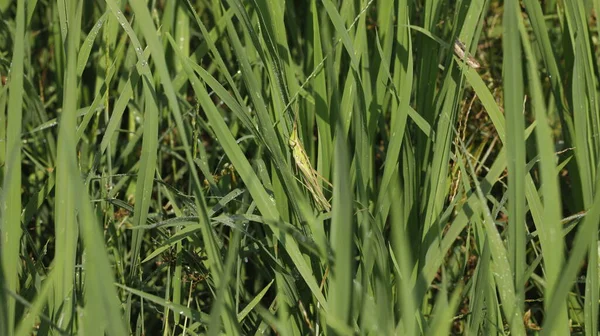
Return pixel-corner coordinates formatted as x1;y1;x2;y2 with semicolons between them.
453;39;481;69
288;120;332;212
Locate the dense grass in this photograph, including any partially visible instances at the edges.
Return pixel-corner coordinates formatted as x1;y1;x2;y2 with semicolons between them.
1;0;599;334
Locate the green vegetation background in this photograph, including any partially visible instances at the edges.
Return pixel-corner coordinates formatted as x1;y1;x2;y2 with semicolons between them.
0;0;599;335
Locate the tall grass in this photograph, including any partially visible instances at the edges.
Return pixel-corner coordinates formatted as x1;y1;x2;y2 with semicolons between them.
0;0;599;334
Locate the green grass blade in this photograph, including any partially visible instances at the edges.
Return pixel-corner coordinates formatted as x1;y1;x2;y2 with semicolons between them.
522;0;566;109
117;284;210;324
309;0;333;191
129;77;159;273
327;126;354;331
52;0;82;330
519;10;569;334
77;12;108;77
237;280;274;323
374;8;413;226
389;172;418;335
468;238;491;335
1;0;26;331
503;0;526;312
542;173;600;334
14;270;58;336
463;143;525;335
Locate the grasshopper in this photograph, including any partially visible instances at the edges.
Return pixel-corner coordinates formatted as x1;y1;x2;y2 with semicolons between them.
288;120;332;212
453;39;481;69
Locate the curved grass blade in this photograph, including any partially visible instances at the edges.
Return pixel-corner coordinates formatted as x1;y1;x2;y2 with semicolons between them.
116;284;210;324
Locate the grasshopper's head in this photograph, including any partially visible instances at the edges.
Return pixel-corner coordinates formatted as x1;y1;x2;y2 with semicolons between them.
288;134;297;148
288;123;299;148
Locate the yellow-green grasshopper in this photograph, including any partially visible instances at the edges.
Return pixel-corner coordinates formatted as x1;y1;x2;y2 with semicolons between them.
288;119;332;212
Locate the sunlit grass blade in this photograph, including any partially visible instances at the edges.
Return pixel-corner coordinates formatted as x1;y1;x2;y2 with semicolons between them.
503;0;526;312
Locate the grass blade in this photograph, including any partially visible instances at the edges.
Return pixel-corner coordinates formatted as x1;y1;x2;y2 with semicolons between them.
1;0;26;331
503;0;526;312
